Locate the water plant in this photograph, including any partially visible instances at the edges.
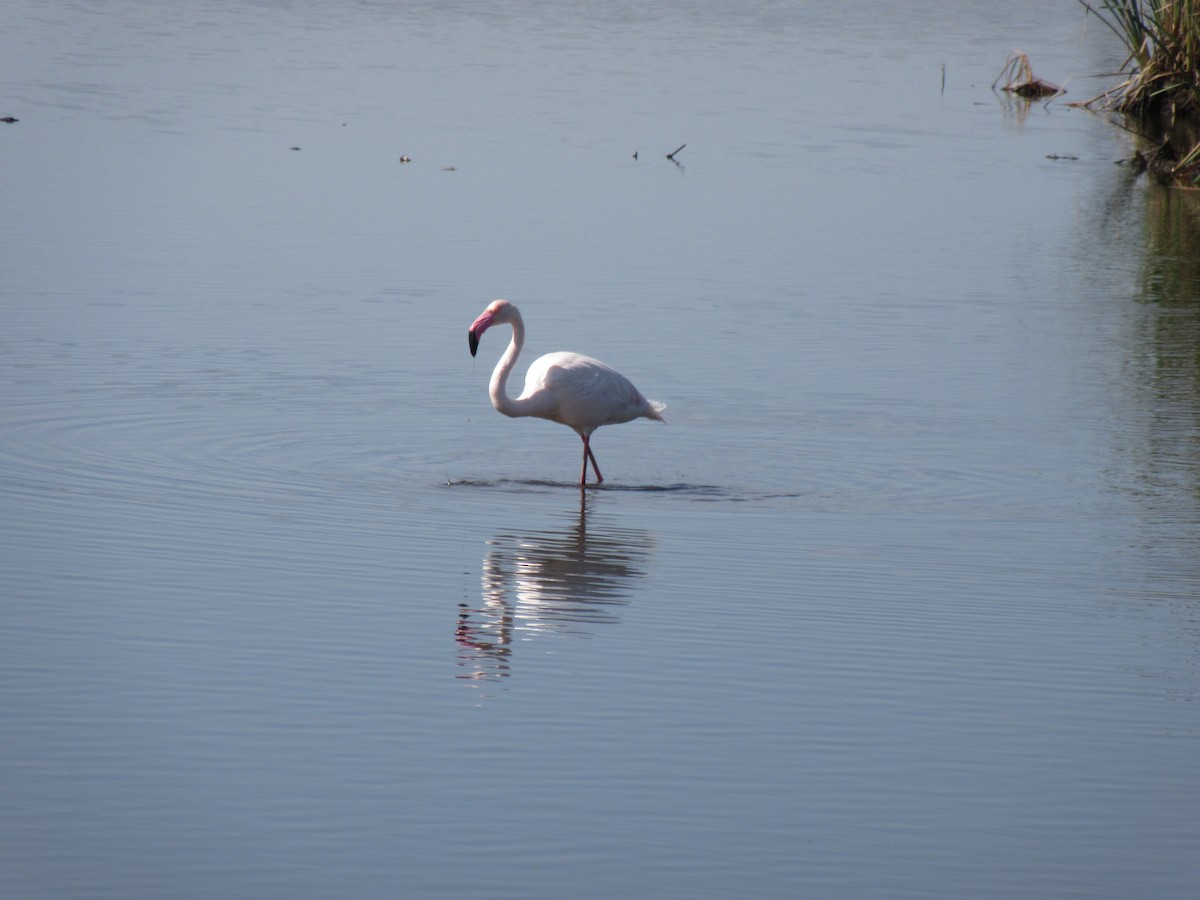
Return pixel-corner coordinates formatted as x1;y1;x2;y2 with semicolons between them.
994;51;1065;97
1077;0;1200;182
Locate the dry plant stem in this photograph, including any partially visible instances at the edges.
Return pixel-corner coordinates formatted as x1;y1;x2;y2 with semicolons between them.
993;51;1063;98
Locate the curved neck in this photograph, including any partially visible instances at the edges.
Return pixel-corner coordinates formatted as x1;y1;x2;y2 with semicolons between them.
489;309;527;418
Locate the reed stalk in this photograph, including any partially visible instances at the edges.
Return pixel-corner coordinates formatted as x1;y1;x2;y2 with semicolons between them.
1078;0;1200;182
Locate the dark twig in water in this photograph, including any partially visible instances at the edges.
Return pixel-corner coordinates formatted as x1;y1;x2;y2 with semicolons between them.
666;143;686;160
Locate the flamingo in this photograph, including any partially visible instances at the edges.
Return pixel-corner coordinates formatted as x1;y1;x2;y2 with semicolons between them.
468;299;666;486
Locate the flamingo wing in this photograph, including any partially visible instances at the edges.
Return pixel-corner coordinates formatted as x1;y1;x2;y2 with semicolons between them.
522;352;652;432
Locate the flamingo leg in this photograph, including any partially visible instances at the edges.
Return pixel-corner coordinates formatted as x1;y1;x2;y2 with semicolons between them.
580;433;604;486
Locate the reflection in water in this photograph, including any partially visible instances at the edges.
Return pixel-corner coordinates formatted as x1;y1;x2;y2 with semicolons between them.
455;494;655;685
1138;184;1200;310
1095;171;1200;683
1132;186;1200;505
994;89;1045;131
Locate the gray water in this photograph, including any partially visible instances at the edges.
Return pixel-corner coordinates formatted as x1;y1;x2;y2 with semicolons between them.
3;1;1199;897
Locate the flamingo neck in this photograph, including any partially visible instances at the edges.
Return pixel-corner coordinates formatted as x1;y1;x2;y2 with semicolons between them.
489;311;527;418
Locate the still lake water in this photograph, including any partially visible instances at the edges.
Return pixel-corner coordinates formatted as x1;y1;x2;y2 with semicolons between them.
3;1;1199;896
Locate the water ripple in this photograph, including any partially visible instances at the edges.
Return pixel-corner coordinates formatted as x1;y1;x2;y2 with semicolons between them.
446;477;735;498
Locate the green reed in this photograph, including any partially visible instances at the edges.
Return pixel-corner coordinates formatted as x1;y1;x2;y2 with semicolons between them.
1079;1;1200;181
1080;0;1200;116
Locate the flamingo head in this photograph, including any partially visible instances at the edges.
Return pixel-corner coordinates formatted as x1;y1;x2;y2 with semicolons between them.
468;299;515;357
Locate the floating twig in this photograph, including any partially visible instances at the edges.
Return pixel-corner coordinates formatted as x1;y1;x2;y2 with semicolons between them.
666;143;686;161
994;51;1063;99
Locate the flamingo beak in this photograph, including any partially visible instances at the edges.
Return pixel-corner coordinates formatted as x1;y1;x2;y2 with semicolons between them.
468;310;493;358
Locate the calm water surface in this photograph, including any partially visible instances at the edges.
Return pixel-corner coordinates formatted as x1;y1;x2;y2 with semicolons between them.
3;1;1199;897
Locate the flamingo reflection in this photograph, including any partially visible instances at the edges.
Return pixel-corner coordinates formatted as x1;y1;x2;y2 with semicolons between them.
456;494;655;684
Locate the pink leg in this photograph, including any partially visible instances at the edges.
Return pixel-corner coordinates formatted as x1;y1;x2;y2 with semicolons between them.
580;433;603;485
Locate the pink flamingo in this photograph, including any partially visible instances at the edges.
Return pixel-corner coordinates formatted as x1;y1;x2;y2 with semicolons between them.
468;299;666;486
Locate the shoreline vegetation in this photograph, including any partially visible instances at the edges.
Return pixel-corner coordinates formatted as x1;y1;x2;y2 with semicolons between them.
1074;0;1200;184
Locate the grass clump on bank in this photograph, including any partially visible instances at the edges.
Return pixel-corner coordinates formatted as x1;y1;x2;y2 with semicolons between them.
1077;0;1200;182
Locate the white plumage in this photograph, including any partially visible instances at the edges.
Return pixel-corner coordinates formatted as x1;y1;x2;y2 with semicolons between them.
468;299;665;485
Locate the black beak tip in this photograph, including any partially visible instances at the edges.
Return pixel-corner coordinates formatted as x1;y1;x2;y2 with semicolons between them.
468;329;479;357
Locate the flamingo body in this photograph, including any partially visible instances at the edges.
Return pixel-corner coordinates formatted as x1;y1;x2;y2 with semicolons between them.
468;299;665;485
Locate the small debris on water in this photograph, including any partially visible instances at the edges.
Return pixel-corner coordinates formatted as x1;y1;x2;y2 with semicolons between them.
993;51;1063;99
1;117;18;123
1046;154;1078;161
